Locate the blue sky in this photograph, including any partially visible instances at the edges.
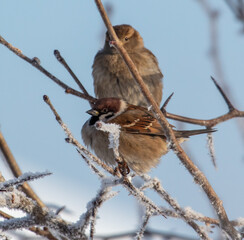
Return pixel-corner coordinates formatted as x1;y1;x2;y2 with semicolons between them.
1;1;244;239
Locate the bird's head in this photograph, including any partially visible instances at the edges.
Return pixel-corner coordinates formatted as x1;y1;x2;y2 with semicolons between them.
86;98;128;125
104;24;144;52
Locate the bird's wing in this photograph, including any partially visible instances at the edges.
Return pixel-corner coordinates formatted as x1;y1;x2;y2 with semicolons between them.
109;105;166;137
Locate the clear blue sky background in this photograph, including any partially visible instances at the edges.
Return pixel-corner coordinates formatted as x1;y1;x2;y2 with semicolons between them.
1;1;244;239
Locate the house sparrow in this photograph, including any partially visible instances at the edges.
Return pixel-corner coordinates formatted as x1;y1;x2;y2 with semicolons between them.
82;98;215;174
92;24;163;107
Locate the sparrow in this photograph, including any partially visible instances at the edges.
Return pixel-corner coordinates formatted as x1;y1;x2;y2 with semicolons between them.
92;24;163;107
82;98;215;174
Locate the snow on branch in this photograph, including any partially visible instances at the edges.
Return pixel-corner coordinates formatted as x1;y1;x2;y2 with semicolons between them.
0;171;52;191
72;184;118;239
0;216;36;231
135;208;152;240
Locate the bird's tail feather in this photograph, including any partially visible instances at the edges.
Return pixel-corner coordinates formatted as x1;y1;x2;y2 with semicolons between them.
174;128;216;138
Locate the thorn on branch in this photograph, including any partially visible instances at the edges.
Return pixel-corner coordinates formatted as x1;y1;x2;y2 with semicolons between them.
160;92;174;114
211;76;235;111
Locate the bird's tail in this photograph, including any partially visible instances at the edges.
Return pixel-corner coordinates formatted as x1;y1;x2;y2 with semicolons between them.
174;128;216;138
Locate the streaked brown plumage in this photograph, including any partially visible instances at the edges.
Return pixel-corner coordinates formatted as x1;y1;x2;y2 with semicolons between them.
82;98;215;174
93;24;163;107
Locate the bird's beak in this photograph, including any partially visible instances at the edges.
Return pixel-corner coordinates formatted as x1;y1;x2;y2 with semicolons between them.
86;109;100;116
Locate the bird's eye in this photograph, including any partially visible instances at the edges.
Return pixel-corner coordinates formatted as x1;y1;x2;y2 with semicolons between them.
125;37;129;41
101;108;108;113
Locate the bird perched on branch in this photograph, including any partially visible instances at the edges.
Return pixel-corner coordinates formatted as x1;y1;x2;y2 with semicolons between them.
82;98;215;174
92;24;163;107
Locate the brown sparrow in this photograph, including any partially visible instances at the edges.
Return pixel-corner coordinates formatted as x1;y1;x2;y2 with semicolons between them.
92;24;163;107
82;98;215;174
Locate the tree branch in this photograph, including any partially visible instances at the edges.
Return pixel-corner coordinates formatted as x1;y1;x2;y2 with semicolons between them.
165;77;244;127
0;35;95;103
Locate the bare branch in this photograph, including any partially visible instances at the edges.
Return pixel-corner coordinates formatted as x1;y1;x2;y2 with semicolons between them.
54;50;89;95
0;35;94;103
165;77;244;127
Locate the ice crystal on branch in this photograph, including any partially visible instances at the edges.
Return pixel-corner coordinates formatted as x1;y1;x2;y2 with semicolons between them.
0;171;52;190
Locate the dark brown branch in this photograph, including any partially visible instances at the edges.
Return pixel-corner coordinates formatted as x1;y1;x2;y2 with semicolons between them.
65;88;96;103
94;1;241;239
0;35;95;104
53;50;89;96
165;77;244;127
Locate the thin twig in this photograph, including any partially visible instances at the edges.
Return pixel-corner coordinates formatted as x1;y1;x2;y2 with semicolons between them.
94;1;241;238
135;210;151;240
65;88;96;103
0;171;51;190
165;77;244;127
43;95;117;177
0;35;94;103
141;177;210;240
54;50;89;95
76;149;106;178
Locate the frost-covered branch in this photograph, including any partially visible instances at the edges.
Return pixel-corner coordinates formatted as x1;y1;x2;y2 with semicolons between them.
135;209;152;240
207;132;217;168
140;176;210;240
43;95;118;177
76;149;106;178
73;184;117;236
0;216;36;231
0;186;87;239
0;171;51;191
